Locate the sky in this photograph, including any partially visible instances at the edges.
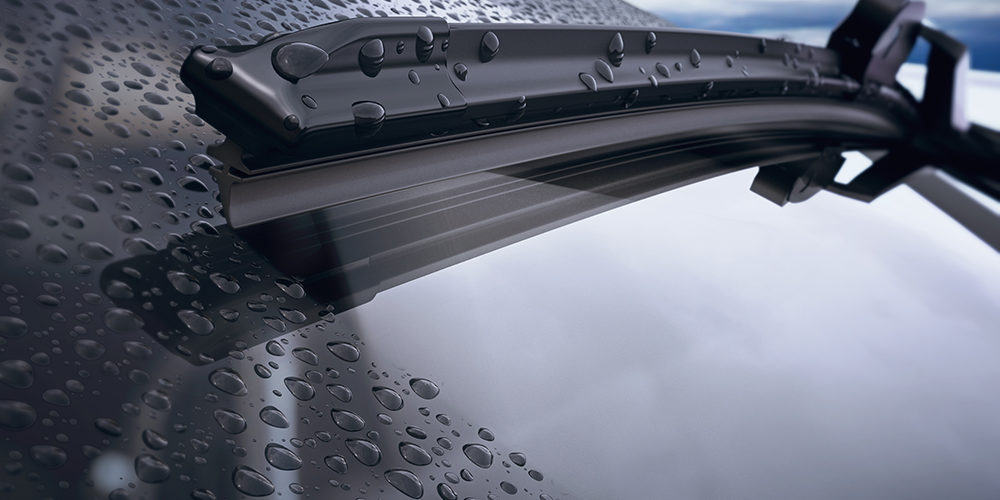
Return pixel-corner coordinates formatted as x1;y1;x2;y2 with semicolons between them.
624;0;1000;71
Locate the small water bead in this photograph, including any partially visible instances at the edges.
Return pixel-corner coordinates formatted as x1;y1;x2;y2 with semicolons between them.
325;454;348;473
608;32;624;66
409;377;439;399
345;438;381;466
274;278;305;299
436;437;453;450
209;368;247;396
167;271;200;294
200;274;238;296
399;442;432;466
30;445;68;468
477;427;495;441
264;443;302;470
259;406;289;428
508;452;526;467
233;466;274;496
74;339;106;360
134;454;171;483
406;426;427;439
480;31;499;62
328;341;360;362
178;309;214;335
0;400;36;430
104;308;144;332
213;408;246;434
372;386;404;410
385;469;424;499
326;384;353;402
141;389;171;410
499;481;518;495
331;408;365;431
284;377;315;400
0;317;28;338
0;359;33;388
462;444;493;469
528;469;544;481
291;347;318;365
142;429;169;449
265;340;285;356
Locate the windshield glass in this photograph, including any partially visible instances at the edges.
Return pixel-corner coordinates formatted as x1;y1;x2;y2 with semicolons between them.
1;0;998;499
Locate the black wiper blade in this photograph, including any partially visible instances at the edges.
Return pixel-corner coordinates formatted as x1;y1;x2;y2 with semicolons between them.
180;0;998;247
181;17;846;167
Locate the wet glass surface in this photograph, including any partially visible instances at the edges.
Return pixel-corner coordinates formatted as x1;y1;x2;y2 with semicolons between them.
2;0;1000;499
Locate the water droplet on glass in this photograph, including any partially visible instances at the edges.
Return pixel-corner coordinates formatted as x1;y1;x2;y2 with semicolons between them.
209;368;247;396
30;445;67;468
104;308;144;332
325;454;348;473
326;383;353;402
213;408;247;434
579;73;597;92
167;271;201;295
178;309;214;335
453;63;468;81
142;429;169;449
141;389;171;410
260;406;289;428
509;452;526;466
477;428;495;441
528;469;544;481
409;377;439;399
385;469;424;499
284;377;315;400
346;438;381;466
372;386;404;410
437;93;450;108
331;408;365;431
500;481;518;495
74;339;106;360
328;341;360;362
265;443;302;470
0;359;33;388
233;466;274;496
399;442;432;466
287;348;317;366
266;340;285;356
463;443;493;469
135;454;171;483
0;400;36;430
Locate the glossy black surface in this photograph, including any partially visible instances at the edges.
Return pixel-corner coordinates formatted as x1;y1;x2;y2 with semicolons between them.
2;0;1000;499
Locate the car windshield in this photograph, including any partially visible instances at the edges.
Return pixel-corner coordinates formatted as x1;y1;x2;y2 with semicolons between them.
1;0;999;499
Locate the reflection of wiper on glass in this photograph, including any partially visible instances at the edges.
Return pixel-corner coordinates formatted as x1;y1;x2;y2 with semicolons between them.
180;0;998;241
99;133;831;364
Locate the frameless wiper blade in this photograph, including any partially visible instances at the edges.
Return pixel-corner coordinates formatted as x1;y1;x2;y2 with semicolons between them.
180;17;847;168
180;0;998;246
